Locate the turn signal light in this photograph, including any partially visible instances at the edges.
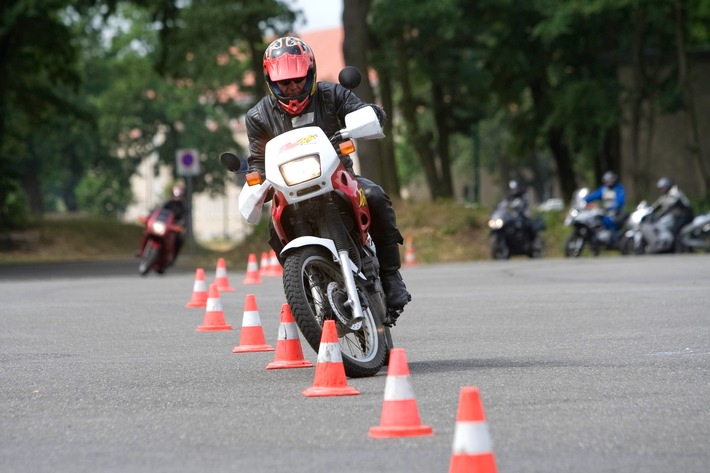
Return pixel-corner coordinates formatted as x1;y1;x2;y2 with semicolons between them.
339;140;356;156
246;172;264;186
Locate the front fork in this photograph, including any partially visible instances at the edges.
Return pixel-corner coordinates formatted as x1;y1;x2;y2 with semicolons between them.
337;249;365;329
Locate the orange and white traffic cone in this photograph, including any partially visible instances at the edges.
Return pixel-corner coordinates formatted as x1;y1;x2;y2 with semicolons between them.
404;236;417;266
196;284;233;332
369;348;433;438
266;304;313;370
232;294;273;353
302;320;359;397
213;257;235;292
185;268;208;308
259;252;271;277
449;386;497;473
242;253;263;285
267;249;283;277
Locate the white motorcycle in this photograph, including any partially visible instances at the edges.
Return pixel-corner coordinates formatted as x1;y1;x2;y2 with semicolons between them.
220;69;392;378
618;200;654;255
563;188;623;257
678;211;710;253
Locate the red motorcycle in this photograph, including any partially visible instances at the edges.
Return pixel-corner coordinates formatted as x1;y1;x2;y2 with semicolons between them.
136;207;183;276
220;68;395;378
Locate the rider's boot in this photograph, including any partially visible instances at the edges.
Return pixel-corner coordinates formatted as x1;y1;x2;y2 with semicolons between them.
378;244;411;326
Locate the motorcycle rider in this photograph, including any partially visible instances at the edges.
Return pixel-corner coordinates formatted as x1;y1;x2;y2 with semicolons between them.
504;179;536;240
583;170;626;240
138;184;187;264
244;36;411;320
644;177;694;253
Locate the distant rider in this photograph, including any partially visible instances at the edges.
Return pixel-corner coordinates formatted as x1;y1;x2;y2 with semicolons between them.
504;179;536;239
584;170;626;239
137;184;187;264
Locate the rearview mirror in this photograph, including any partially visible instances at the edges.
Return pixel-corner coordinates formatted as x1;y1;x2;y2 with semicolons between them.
220;152;242;172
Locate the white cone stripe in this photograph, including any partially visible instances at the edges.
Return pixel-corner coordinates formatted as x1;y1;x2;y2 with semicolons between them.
317;342;342;363
247;263;258;270
278;321;299;340
206;298;223;312
383;375;415;401
216;267;227;277
451;421;493;455
193;280;207;291
241;310;262;327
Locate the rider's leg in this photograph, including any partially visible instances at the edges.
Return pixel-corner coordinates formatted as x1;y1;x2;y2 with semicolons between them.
356;176;411;311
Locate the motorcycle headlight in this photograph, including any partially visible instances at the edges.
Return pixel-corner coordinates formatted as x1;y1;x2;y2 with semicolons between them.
488;218;503;229
150;221;167;236
279;154;321;186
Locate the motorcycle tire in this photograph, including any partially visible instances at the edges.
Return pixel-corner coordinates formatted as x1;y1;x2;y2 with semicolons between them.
564;233;585;257
490;235;510;260
138;244;159;276
283;246;387;378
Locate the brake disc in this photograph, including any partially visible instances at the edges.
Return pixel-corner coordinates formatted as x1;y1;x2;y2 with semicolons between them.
326;282;363;331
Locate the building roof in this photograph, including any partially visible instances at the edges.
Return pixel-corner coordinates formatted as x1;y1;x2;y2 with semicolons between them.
299;28;345;82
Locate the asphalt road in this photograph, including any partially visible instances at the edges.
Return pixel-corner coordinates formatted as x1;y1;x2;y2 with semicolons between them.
1;255;708;472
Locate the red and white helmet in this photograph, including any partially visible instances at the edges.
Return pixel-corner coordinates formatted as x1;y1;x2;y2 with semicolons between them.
263;36;317;115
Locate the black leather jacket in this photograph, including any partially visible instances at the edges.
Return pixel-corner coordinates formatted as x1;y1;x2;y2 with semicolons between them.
245;81;386;174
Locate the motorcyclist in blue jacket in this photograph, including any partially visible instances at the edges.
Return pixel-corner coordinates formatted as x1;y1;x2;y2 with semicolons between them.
583;171;626;239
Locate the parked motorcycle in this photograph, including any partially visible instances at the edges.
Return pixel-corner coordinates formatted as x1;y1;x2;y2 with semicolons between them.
487;200;545;259
136;208;183;276
563;188;626;257
618;200;653;255
220;68;392;378
677;211;710;252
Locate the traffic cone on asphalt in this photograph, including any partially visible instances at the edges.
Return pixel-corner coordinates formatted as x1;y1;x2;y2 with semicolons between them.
302;320;359;397
449;386;497;473
259;252;270;277
242;253;263;285
213;257;235;292
232;294;273;353
404;236;417;266
196;284;233;331
185;268;208;308
267;249;283;277
266;304;313;370
369;348;433;438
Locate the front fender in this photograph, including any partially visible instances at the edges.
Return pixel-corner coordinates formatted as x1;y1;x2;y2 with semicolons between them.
282;237;365;279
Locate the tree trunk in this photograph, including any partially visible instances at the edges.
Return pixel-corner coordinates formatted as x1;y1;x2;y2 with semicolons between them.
548;128;577;203
628;5;650;196
395;35;439;199
377;64;401;195
342;0;383;183
430;80;453;198
674;0;709;196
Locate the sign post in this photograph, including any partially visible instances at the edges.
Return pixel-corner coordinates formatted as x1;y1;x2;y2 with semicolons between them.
176;149;200;256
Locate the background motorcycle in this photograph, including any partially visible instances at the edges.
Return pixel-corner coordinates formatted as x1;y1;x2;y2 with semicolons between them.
677;211;710;252
221;68;392;378
136;208;183;276
563;188;626;257
487;200;545;259
638;212;685;254
618;200;653;255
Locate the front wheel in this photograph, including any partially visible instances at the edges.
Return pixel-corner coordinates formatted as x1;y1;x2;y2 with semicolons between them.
490;234;510;260
282;246;387;378
564;232;585;257
138;243;160;276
